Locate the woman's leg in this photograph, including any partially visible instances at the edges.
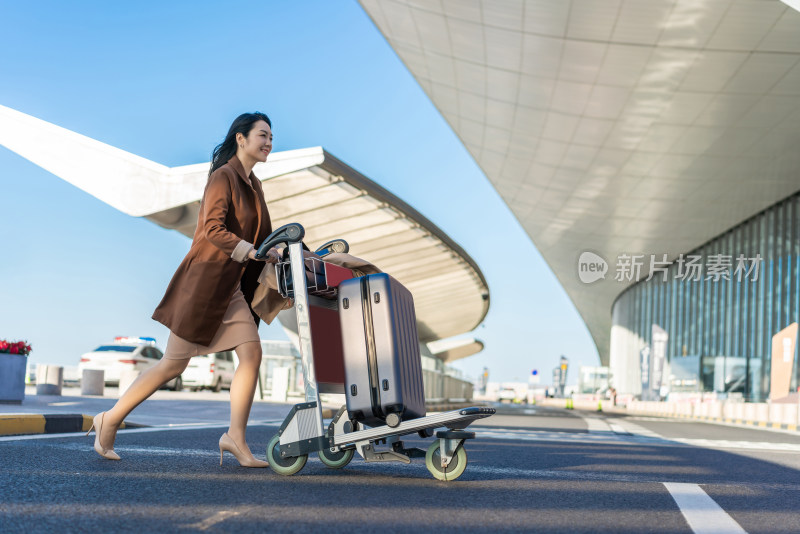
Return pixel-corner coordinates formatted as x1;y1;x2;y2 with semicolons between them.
227;340;262;455
101;357;190;449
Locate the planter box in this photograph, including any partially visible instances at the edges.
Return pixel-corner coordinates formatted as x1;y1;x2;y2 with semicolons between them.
0;353;27;404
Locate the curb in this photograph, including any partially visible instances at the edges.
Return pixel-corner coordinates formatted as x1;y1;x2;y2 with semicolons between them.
657;413;798;432
0;414;145;437
589;408;800;433
562;405;800;433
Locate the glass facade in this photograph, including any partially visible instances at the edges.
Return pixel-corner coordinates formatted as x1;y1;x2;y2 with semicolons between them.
612;192;800;401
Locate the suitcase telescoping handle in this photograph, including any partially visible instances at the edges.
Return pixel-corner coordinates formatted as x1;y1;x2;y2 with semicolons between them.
255;223;305;259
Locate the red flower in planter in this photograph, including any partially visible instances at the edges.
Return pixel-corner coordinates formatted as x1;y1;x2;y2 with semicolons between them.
0;339;31;356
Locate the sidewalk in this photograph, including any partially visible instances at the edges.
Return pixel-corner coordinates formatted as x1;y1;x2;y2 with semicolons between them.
536;397;800;435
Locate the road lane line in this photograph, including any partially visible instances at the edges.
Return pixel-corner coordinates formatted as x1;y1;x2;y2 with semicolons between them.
579;415;648;436
6;420;800;454
612;419;664;439
182;509;245;530
580;415;613;432
663;482;747;534
671;438;800;453
608;423;630;435
0;420;284;442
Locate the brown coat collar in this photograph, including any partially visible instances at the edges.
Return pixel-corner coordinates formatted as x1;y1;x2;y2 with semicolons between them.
227;155;256;190
226;155;263;244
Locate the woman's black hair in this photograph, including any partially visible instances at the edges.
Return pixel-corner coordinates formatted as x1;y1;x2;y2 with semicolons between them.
208;112;272;178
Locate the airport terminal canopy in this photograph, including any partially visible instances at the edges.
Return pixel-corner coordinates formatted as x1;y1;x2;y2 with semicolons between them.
360;0;800;363
426;337;485;363
0;104;489;345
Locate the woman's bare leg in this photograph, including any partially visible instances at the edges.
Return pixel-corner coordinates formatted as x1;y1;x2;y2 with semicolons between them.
101;358;189;449
227;340;262;456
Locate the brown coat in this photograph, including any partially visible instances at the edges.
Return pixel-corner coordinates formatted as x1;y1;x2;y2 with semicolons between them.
152;155;272;345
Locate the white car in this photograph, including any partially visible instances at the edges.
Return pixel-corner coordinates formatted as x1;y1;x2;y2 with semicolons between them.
78;337;182;390
497;387;517;403
182;351;236;392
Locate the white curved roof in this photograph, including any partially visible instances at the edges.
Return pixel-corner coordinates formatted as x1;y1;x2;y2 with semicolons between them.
427;337;485;363
0;103;489;343
359;0;800;363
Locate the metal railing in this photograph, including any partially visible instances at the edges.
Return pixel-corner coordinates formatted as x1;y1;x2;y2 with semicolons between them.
423;369;474;402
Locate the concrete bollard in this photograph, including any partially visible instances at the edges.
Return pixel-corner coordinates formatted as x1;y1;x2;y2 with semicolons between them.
35;365;64;396
118;370;141;397
81;369;105;396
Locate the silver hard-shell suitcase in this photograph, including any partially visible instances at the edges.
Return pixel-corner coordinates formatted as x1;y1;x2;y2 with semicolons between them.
338;273;426;428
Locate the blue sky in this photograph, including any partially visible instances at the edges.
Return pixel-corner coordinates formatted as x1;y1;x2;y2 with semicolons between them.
0;0;597;384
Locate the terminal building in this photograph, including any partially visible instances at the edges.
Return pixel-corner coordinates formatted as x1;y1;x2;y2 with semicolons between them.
359;0;800;400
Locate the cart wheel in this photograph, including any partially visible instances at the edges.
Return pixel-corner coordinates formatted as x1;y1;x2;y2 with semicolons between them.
425;441;467;481
318;446;354;469
267;434;307;476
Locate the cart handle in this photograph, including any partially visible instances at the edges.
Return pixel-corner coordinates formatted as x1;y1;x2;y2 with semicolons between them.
255;223;305;259
314;239;349;257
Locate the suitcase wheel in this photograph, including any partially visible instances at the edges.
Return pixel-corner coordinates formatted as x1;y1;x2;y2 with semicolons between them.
266;434;307;476
418;428;434;438
385;413;401;428
425;441;467;482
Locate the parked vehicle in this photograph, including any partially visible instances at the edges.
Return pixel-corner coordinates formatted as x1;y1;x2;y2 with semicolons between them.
25;363;36;385
182;351;235;392
77;337;181;390
497;387;517;403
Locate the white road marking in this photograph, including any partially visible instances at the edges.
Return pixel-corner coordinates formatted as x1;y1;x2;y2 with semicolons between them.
628;416;683;422
474;428;659;446
609;419;664;439
0;420;284;442
672;438;800;453
55;442;220;457
580;416;613;433
471;427;800;453
578;415;658;437
664;482;747;534
182;509;250;530
6;420;800;454
608;423;630;434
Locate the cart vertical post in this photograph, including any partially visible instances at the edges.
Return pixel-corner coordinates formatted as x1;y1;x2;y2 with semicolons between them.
287;242;325;439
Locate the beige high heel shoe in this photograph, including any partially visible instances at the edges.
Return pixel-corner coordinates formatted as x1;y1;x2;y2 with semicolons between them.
87;411;120;460
219;433;268;468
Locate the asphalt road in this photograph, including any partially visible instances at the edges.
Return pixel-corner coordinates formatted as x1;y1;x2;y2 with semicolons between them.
3;403;800;533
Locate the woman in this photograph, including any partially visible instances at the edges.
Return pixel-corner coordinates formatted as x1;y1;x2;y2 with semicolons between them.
88;112;282;467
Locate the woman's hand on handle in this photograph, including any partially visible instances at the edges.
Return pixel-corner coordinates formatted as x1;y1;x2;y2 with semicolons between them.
249;247;281;263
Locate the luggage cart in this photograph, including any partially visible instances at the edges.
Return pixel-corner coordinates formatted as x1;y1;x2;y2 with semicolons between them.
255;223;495;481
